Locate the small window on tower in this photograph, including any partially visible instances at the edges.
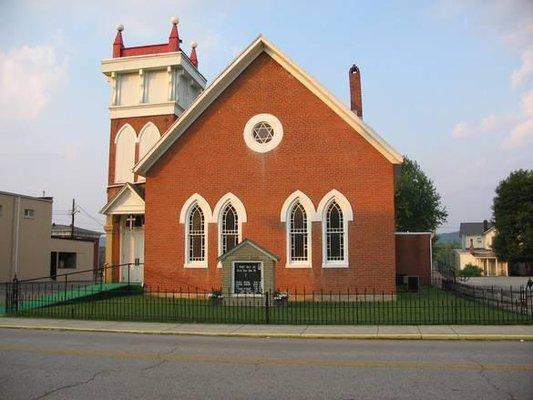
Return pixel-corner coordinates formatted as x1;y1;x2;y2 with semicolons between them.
24;209;35;219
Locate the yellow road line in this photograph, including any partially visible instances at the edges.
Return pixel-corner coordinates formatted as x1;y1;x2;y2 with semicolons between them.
1;343;532;371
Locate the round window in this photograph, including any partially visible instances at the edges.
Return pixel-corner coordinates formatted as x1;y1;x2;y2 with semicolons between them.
244;114;283;153
253;122;274;144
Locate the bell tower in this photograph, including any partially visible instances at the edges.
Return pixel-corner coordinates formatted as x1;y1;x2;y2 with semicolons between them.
100;17;206;281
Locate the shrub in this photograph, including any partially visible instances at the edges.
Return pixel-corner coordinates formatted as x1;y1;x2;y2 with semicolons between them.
458;263;484;277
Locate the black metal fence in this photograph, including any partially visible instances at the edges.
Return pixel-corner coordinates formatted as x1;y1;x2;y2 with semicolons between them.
3;280;532;325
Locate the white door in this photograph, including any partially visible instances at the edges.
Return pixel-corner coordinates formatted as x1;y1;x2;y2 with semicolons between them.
121;217;144;283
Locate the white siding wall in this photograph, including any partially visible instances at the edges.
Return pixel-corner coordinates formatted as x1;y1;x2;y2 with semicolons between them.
483;229;496;250
145;70;168;103
462;234;483;249
118;72;139;106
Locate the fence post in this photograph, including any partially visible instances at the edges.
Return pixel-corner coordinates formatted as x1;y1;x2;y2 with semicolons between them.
127;263;131;287
9;277;19;313
64;274;68;301
265;291;270;324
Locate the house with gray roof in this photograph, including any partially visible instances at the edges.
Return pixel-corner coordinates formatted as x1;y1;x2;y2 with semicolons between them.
455;220;508;276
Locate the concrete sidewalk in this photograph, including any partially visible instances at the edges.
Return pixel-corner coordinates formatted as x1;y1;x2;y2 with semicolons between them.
0;317;532;340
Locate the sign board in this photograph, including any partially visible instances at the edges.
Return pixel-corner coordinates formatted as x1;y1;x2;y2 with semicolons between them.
233;262;262;294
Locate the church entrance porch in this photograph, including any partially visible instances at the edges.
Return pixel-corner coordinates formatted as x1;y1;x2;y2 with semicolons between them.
120;214;144;284
100;183;146;284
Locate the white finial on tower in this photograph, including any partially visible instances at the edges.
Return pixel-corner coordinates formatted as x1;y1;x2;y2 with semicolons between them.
116;24;124;32
191;41;197;48
170;16;179;25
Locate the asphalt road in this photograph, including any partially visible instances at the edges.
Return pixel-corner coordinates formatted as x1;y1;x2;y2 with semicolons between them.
0;329;532;400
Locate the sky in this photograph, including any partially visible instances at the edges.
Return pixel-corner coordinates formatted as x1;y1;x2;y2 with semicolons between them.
0;0;532;233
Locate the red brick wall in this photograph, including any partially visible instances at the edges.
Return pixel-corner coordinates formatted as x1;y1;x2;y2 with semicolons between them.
395;233;432;285
144;53;397;293
107;115;177;201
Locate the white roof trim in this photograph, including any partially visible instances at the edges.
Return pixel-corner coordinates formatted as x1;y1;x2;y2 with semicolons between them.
280;190;316;222
316;189;354;222
100;183;145;215
178;193;213;223
135;35;403;176
211;192;247;223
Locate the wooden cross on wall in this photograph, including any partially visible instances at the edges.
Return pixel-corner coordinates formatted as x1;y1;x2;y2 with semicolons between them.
126;214;136;230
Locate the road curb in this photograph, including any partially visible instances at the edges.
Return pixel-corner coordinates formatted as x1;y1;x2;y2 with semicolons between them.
1;324;532;341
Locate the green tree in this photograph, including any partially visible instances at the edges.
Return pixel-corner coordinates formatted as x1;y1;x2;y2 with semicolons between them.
458;263;484;277
492;169;533;263
433;241;460;269
395;157;448;232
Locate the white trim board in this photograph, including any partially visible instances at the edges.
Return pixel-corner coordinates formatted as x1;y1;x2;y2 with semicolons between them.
134;35;403;176
100;183;145;215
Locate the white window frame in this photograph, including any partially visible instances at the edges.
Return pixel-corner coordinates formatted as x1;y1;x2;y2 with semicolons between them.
317;190;353;268
212;193;247;267
280;191;316;268
243;113;283;153
24;208;35;219
186;204;206;265
220;203;239;254
179;194;212;268
287;201;311;267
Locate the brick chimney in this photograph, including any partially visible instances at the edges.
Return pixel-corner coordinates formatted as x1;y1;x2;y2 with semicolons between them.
349;64;363;118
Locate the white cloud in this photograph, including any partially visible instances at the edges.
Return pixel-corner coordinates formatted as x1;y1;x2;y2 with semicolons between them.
503;89;533;148
452;114;514;139
445;0;533;150
511;49;533;88
0;45;66;119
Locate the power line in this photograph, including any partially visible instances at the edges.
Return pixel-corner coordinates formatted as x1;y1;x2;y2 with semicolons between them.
76;203;105;228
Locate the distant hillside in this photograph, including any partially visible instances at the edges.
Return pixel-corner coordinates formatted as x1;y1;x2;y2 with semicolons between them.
436;231;460;245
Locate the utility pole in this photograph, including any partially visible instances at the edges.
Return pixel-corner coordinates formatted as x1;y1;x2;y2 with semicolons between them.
70;199;77;238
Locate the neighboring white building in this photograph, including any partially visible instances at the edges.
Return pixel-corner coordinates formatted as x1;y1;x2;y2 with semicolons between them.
455;221;508;276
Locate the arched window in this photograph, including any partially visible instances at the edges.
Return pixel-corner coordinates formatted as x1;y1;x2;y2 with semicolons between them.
114;124;136;183
221;204;239;254
289;202;308;262
280;191;315;268
179;194;211;268
187;205;205;262
213;193;247;260
137;123;161;182
326;201;344;262
138;123;160;160
317;190;353;268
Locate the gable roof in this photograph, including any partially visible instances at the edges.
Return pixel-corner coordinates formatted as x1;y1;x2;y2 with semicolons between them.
134;35;403;176
100;183;145;215
459;222;494;236
218;238;280;262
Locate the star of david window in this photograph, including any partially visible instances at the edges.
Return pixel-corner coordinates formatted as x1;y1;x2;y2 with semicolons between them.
252;122;274;144
243;114;284;153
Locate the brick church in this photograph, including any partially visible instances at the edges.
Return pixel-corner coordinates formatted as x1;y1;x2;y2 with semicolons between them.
100;18;404;295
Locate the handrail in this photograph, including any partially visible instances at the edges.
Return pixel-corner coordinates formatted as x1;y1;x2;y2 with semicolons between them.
11;262;143;284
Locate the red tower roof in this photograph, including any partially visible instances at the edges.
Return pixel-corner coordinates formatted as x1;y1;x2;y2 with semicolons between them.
113;17;197;64
189;42;198;68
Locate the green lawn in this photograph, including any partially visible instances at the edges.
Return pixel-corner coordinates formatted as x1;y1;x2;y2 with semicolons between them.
9;286;532;325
